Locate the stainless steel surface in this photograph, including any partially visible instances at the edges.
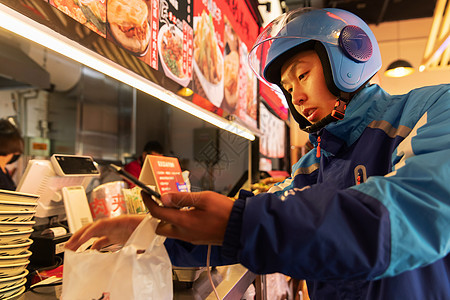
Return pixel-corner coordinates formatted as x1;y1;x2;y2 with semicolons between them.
206;264;255;300
173;267;206;282
173;264;255;300
20;264;256;300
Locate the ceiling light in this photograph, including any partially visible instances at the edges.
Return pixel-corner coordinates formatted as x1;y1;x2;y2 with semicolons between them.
0;3;255;141
384;21;414;78
420;0;450;71
177;87;194;97
384;59;415;78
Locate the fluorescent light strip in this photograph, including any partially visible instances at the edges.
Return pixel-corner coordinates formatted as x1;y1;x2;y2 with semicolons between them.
0;4;255;141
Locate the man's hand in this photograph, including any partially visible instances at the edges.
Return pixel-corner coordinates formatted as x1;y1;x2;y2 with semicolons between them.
64;214;146;251
143;191;234;245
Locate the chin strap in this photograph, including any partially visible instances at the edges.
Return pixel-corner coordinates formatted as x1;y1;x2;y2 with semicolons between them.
303;92;350;133
280;84;368;134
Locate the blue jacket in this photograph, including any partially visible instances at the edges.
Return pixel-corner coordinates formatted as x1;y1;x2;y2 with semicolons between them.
166;84;450;299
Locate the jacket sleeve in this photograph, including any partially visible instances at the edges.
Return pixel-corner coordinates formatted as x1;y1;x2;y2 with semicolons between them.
353;86;450;279
222;183;391;280
164;239;237;267
221;87;450;281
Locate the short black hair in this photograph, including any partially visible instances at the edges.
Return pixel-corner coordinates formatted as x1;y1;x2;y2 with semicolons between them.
143;141;163;155
264;40;340;97
0;119;24;156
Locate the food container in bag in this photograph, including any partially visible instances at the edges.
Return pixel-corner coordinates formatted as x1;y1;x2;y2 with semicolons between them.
89;181;127;220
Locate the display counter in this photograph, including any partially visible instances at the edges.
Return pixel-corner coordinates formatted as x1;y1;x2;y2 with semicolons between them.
18;264;255;299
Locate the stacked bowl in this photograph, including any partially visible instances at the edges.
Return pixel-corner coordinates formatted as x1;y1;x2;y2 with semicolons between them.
0;190;38;300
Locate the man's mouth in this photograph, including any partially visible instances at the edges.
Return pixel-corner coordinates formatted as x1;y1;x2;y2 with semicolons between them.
303;108;318;122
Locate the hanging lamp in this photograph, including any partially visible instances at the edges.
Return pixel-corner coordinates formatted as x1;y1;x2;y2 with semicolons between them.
384;21;414;78
384;59;415;77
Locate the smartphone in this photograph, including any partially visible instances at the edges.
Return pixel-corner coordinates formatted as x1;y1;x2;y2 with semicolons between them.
109;164;161;200
51;154;100;177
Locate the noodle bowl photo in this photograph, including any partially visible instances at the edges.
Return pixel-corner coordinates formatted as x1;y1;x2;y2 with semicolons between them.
158;24;190;87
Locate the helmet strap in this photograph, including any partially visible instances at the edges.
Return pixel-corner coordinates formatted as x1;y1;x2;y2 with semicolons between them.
281;79;369;134
330;98;347;121
303;91;350;133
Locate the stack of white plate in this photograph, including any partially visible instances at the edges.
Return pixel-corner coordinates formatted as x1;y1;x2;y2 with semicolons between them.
0;190;38;300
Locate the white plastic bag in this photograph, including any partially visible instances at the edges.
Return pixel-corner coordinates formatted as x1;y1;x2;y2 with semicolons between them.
61;215;173;300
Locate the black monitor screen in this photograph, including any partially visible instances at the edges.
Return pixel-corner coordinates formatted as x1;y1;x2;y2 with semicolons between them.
54;155;99;175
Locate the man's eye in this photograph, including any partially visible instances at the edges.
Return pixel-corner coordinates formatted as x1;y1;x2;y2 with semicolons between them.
298;72;307;81
282;85;292;93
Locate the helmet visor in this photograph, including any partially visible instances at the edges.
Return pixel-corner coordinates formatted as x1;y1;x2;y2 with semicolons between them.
248;8;348;90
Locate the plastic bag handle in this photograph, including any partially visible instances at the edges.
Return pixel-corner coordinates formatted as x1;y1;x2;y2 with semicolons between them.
124;215;165;251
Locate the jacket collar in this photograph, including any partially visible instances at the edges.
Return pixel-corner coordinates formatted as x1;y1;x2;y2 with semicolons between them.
309;84;391;155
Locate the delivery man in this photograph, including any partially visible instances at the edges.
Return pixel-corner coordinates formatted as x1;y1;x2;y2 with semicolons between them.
66;8;450;299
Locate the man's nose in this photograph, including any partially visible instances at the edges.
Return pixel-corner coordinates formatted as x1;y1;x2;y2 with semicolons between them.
291;87;306;106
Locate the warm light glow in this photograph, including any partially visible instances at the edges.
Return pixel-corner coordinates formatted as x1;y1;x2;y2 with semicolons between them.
384;59;415;78
384;66;415;78
177;87;194;97
0;4;256;141
421;0;450;70
419;65;426;72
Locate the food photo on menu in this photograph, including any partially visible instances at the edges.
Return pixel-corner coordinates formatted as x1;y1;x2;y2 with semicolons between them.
158;0;193;87
159;24;187;83
193;10;224;108
222;15;240;114
235;41;258;127
106;0;151;56
50;0;107;37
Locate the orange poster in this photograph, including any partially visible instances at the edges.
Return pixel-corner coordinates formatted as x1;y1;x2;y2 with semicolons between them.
139;155;188;195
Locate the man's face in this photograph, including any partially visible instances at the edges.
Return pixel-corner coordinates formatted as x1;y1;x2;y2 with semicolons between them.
280;50;337;124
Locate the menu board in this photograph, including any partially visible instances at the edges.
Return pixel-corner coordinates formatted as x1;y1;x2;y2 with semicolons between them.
222;15;239;113
11;0;260;128
218;0;259;127
48;0;107;37
192;0;224;108
235;40;257;128
48;0;160;69
106;0;160;69
259;103;286;158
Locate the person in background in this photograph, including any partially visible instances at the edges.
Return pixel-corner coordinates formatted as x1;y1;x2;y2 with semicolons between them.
0;119;24;190
66;8;450;299
123;141;163;187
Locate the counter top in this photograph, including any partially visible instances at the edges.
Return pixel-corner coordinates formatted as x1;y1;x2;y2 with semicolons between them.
19;264;255;299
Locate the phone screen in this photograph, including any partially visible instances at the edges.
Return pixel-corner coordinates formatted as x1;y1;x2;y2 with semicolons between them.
108;164;161;200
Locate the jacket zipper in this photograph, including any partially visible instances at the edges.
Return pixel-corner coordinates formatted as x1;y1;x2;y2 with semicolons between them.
316;136;321;158
357;169;363;184
354;165;367;185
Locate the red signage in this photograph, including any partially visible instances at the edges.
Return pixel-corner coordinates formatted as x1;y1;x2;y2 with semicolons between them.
149;0;160;69
260;84;289;120
39;0;262;125
218;0;259;49
140;155;188;195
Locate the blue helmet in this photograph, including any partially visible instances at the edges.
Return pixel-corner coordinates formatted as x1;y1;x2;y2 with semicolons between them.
248;8;382;132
